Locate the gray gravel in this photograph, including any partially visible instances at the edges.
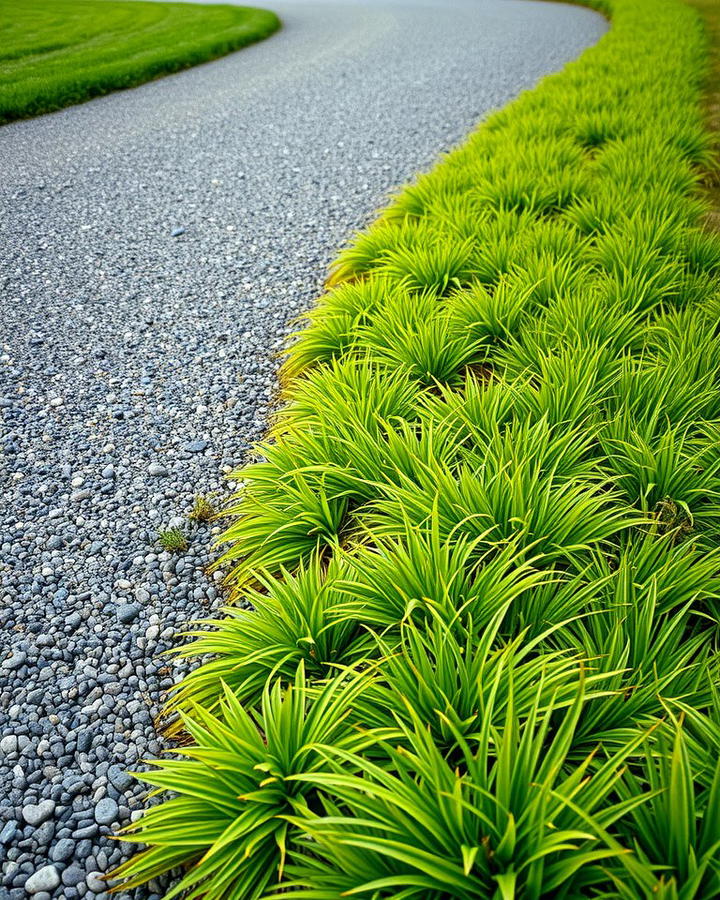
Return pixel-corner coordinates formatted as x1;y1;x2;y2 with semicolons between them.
0;0;607;896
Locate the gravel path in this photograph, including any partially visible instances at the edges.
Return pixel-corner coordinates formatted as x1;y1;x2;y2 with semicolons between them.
0;1;607;897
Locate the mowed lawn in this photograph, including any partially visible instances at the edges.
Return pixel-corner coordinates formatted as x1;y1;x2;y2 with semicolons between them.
0;0;280;124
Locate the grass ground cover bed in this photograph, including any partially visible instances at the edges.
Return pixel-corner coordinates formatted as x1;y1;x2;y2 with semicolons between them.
115;0;720;896
0;0;279;125
691;0;720;230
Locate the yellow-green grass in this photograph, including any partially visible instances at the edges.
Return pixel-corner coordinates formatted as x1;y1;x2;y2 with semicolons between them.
689;0;720;230
0;0;279;125
113;0;720;896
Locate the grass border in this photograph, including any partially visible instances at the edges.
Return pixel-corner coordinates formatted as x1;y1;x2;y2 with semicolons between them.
113;0;720;896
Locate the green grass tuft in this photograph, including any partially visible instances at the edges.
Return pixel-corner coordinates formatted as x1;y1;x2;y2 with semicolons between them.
157;527;188;553
188;494;217;523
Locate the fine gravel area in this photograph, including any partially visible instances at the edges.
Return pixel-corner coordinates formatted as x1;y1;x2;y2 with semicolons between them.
0;1;607;897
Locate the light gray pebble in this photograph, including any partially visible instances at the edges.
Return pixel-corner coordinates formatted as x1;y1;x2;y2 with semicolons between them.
1;734;19;754
2;650;27;670
85;872;106;892
24;865;61;894
22;800;56;827
94;797;119;826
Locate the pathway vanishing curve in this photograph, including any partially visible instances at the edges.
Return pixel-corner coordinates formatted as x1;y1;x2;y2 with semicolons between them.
0;1;607;896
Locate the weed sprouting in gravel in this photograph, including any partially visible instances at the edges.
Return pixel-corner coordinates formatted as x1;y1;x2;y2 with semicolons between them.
188;494;217;523
157;527;188;553
115;0;720;895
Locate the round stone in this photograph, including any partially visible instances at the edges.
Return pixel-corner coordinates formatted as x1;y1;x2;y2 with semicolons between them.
115;603;140;624
24;865;61;894
94;797;119;826
85;871;106;892
51;837;76;862
61;865;85;887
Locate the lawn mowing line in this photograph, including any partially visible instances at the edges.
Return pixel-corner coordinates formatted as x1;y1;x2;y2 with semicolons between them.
0;1;280;124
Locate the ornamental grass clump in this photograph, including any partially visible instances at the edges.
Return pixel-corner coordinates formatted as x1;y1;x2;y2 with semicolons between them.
115;0;720;895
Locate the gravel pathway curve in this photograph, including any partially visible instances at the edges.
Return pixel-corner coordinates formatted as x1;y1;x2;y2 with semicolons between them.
0;1;606;896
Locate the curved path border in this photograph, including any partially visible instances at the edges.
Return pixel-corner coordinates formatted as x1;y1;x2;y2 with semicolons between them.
0;2;606;897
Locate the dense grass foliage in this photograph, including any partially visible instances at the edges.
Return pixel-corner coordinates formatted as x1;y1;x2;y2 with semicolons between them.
690;0;720;229
115;0;720;896
0;0;279;124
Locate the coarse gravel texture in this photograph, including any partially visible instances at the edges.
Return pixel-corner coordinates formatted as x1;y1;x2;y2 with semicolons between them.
0;0;607;896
